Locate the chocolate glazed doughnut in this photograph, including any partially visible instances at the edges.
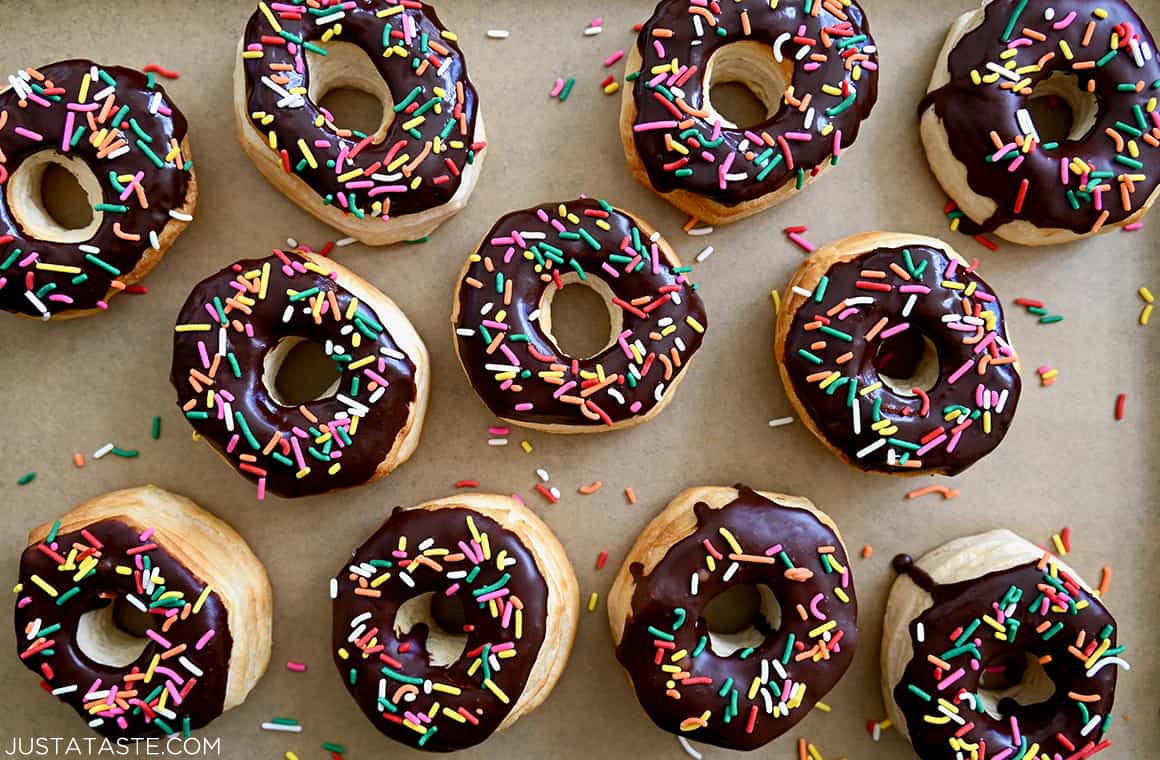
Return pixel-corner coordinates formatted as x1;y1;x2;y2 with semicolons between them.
920;0;1160;244
776;232;1021;476
331;494;579;752
608;486;857;751
0;60;195;320
620;0;879;224
235;0;486;246
171;248;429;499
883;530;1128;759
13;486;271;738
453;198;707;432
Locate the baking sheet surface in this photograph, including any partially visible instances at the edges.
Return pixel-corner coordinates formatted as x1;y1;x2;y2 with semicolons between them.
1;1;1157;757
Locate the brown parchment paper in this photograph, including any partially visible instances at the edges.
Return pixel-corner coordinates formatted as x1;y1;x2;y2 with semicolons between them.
1;1;1157;758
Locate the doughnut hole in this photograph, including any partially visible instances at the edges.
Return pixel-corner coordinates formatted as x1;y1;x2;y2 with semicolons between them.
538;272;622;359
701;584;782;657
76;595;152;668
703;41;792;129
307;41;395;140
394;592;469;667
976;650;1057;719
263;336;342;406
1024;72;1099;146
874;330;940;396
6;151;103;243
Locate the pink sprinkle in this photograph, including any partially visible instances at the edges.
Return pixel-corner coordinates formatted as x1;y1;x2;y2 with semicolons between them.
488;426;510;435
286;661;307;672
195;630;215;650
549;78;564;97
787;231;814;253
14;126;43;141
878;322;910;340
1124;222;1143;231
604;50;625;67
947;359;975;384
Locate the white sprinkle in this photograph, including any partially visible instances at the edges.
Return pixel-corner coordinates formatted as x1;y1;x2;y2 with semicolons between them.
550;487;561;500
872;722;882;742
773;32;791;62
986;62;1021;82
584;26;603;36
678;737;703;760
995;388;1010;414
902;293;918;318
855;439;886;459
690;573;699;595
488;438;509;446
771;659;788;679
286;238;299;248
315;9;345;25
695;245;714;263
168;209;193;222
686;225;714;237
51;685;78;696
852;398;862;435
381;348;406;360
486;29;510;39
149;230;161;250
179;656;203;677
916;622;925;643
792;286;812;298
92;443;115;459
399;573;415;588
536;468;550;482
1044;8;1056;21
1080;715;1103;736
336;394;370;417
261;722;303;733
24;290;49;319
456;328;475;337
125;594;148;613
1086;656;1130;677
78;244;100;254
722;561;740;582
768;417;794;428
335;236;356;247
329;578;339;599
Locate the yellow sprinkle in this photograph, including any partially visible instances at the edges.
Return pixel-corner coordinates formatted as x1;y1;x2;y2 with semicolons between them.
685;316;705;333
771;289;781;313
258;1;283;33
520;440;533;453
30;575;58;597
859;381;883;396
1051;534;1067;557
834;587;850;603
1141;304;1153;326
285;753;299;760
482;678;510;704
35;263;83;274
808;620;837;638
815;701;832;712
1140;287;1154;304
587;592;599;612
442;707;467;723
431;682;462;695
296;138;317;169
175;324;212;332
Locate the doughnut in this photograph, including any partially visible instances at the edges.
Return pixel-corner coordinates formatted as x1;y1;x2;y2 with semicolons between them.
608;485;857;751
620;0;879;224
920;0;1160;245
0;60;196;320
234;0;486;246
12;486;271;737
775;232;1021;476
170;248;429;499
452;198;708;432
331;493;578;751
883;529;1127;759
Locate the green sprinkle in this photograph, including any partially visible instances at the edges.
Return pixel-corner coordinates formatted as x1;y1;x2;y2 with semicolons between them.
818;324;853;342
93;203;129;213
647;625;675;642
797;348;823;365
1001;0;1028;42
1038;314;1064;324
110;447;139;458
56;586;81;606
559;77;577;101
17;472;36;486
151;416;162;440
321;742;345;754
672;607;687;630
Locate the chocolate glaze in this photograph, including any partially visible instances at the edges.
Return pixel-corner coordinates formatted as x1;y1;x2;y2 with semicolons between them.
454;198;707;427
14;519;231;738
630;0;878;206
892;553;1121;759
616;486;857;751
171;251;418;498
920;0;1160;235
332;506;550;752
781;244;1021;475
0;60;192;318
240;0;483;220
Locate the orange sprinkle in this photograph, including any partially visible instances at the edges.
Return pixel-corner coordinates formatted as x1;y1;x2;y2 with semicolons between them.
905;485;960;501
625;487;637;504
798;738;808;760
1098;566;1111;596
578;481;602;495
861;545;873;559
72;453;85;468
